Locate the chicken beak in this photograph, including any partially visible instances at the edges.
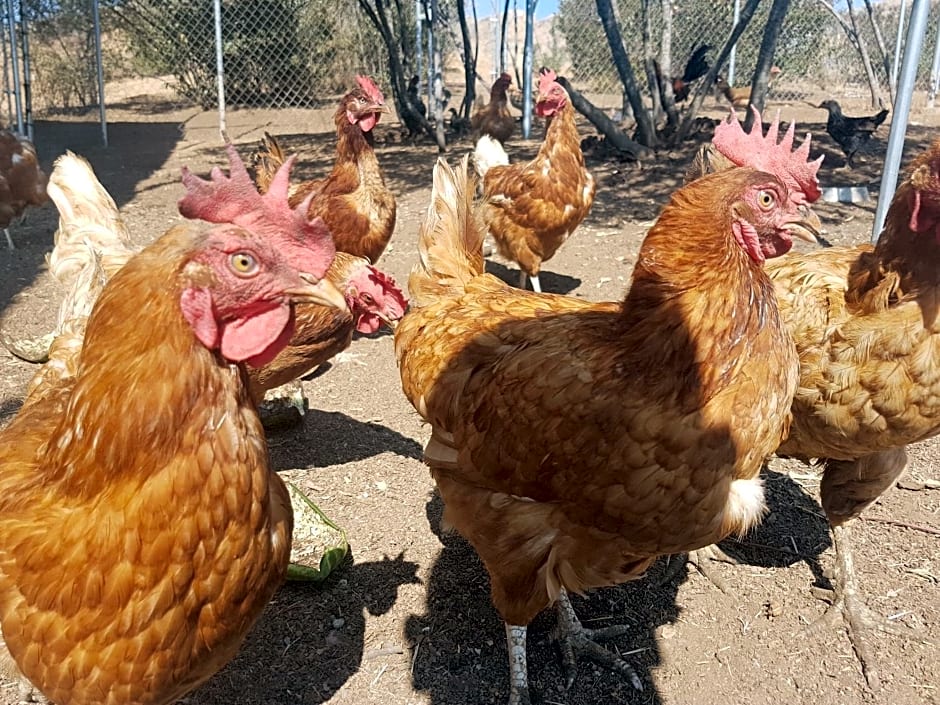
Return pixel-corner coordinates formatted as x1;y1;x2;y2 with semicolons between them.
288;273;349;312
786;205;823;244
377;311;399;331
364;102;389;114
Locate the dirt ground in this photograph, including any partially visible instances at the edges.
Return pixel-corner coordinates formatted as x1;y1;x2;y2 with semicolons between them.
0;83;938;705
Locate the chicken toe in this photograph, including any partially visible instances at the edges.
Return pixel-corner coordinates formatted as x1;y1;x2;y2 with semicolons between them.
810;522;913;691
660;544;738;594
553;589;643;692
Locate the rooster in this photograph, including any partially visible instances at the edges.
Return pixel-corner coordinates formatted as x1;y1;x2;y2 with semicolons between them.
253;75;397;265
818;99;889;167
0;128;49;249
0;148;345;705
686;112;940;690
473;68;595;293
395;135;820;702
470;72;515;144
654;43;711;104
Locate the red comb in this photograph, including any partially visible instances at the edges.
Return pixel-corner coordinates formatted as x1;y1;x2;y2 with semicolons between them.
367;265;408;311
712;107;823;204
355;75;385;105
538;68;557;94
178;144;336;280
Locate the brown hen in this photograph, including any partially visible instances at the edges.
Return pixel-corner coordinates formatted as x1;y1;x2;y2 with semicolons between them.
253;75;397;265
687;112;940;690
473;68;595;293
0;149;345;704
470;72;515;144
0;128;49;249
395;147;820;703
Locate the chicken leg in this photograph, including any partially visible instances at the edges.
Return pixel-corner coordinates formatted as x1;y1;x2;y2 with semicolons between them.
810;449;913;691
502;590;642;705
518;270;542;293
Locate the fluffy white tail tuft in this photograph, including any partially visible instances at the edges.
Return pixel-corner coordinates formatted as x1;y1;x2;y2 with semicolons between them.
472;135;509;180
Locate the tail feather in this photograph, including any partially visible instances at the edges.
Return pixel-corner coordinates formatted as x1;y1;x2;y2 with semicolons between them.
472;134;509;180
46;152;135;331
1;152;135;364
252;132;287;194
408;156;484;307
682;43;711;83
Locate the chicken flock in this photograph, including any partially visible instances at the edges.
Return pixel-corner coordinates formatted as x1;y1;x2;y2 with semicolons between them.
0;70;935;705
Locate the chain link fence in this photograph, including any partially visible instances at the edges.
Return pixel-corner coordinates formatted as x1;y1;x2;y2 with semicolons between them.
2;0;940;129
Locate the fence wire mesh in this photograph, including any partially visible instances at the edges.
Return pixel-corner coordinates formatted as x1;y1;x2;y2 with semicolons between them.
2;0;940;128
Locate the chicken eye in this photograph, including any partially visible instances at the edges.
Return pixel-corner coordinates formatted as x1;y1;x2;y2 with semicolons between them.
230;252;258;276
361;293;375;305
758;190;776;210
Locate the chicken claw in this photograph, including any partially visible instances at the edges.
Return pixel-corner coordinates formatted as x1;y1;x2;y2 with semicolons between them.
809;522;914;691
660;544;738;594
553;589;643;692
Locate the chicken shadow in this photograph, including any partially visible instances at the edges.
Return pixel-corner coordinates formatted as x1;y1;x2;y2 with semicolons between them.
190;553;421;705
484;259;582;295
267;408;424;470
404;490;679;705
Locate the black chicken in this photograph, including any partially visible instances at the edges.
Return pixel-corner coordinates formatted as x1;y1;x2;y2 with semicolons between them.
654;43;711;104
818;99;889;167
407;75;427;119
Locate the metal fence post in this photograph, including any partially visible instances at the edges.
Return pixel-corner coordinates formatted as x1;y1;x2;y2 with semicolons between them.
213;0;226;140
873;0;930;242
521;0;536;139
5;0;22;134
729;0;740;85
92;0;107;147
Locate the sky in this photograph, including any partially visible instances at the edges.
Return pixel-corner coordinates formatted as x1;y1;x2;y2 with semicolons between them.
477;0;561;22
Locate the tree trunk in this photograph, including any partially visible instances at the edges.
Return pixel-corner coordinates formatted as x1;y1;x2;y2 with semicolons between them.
500;0;511;73
456;0;477;119
658;0;679;130
594;0;657;146
640;0;662;122
672;0;762;145
556;76;654;159
816;0;883;107
357;0;445;149
744;0;790;131
862;0;894;105
430;0;446;151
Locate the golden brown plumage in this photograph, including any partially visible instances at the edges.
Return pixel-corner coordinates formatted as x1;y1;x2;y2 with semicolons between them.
252;76;397;264
686;121;940;691
473;69;595;293
395;155;816;702
470;72;515;144
0;149;345;705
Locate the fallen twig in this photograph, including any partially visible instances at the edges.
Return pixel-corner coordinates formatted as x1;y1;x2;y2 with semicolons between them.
860;516;940;536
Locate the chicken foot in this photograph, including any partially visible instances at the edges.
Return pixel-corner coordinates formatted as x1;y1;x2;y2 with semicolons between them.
553;589;643;692
810;522;912;691
659;544;738;594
